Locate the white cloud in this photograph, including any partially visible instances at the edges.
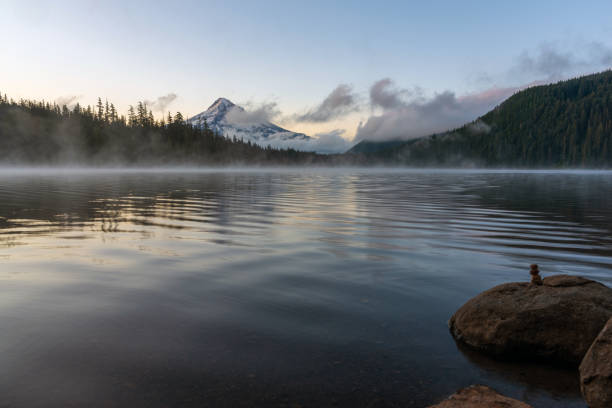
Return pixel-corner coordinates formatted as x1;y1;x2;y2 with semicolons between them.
258;129;354;154
145;93;178;113
294;84;359;123
355;85;517;142
225;102;280;125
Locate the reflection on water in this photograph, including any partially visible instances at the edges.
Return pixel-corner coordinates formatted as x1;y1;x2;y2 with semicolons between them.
1;169;610;407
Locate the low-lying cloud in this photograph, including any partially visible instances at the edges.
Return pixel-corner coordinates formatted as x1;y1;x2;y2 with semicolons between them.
355;38;612;143
259;129;354;154
226;101;280;125
294;84;359;123
466;120;491;134
355;85;517;142
309;129;354;153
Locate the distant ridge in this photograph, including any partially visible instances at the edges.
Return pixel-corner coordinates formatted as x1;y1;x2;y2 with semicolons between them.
348;140;404;154
348;70;612;167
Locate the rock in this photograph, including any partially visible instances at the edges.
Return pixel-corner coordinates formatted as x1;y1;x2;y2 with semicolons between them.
529;264;543;286
449;275;612;365
580;317;612;408
428;385;532;407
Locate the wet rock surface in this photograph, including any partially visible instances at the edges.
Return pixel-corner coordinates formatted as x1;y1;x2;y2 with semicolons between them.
580;316;612;408
427;385;532;408
449;275;612;365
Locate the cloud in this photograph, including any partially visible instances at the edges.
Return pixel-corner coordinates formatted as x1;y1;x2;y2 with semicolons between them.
215;97;354;153
145;93;178;113
54;95;81;107
466;120;491;134
355;85;517;142
254;129;354;154
588;41;612;66
511;41;612;81
369;78;416;110
309;129;355;153
225;101;280;125
294;84;359;123
355;40;612;143
515;45;574;80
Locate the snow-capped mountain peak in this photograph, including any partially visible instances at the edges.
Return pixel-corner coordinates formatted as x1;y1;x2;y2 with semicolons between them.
207;97;237;113
188;98;309;145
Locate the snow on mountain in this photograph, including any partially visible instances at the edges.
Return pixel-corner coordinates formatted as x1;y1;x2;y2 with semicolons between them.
187;98;311;145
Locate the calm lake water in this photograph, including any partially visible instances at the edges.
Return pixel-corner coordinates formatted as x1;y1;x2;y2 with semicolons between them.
1;169;611;408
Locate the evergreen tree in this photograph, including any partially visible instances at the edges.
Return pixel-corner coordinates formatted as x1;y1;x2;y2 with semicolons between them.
96;97;104;120
128;105;136;127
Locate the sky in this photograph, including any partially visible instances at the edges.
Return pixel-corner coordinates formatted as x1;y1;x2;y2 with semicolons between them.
2;0;612;151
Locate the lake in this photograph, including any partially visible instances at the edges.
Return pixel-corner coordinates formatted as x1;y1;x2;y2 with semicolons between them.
1;168;611;407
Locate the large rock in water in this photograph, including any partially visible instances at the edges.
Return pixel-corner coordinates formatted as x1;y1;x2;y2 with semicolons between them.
428;385;532;408
449;275;612;365
579;317;612;408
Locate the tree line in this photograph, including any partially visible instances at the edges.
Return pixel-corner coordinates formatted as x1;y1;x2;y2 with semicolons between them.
4;70;611;168
0;95;332;165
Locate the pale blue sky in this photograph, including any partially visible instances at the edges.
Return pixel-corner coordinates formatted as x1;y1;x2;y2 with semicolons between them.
2;0;612;141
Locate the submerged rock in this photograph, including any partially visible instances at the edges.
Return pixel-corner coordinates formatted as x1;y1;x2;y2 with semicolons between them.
449;275;612;365
580;317;612;408
428;385;532;407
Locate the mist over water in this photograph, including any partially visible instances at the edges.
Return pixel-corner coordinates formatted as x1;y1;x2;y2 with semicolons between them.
1;169;611;407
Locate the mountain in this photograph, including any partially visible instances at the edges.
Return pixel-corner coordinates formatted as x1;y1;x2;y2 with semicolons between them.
187;98;310;145
348;70;612;167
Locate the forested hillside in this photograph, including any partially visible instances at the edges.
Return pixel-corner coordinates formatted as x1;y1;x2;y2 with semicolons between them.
3;70;611;167
0;95;327;165
350;70;612;167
